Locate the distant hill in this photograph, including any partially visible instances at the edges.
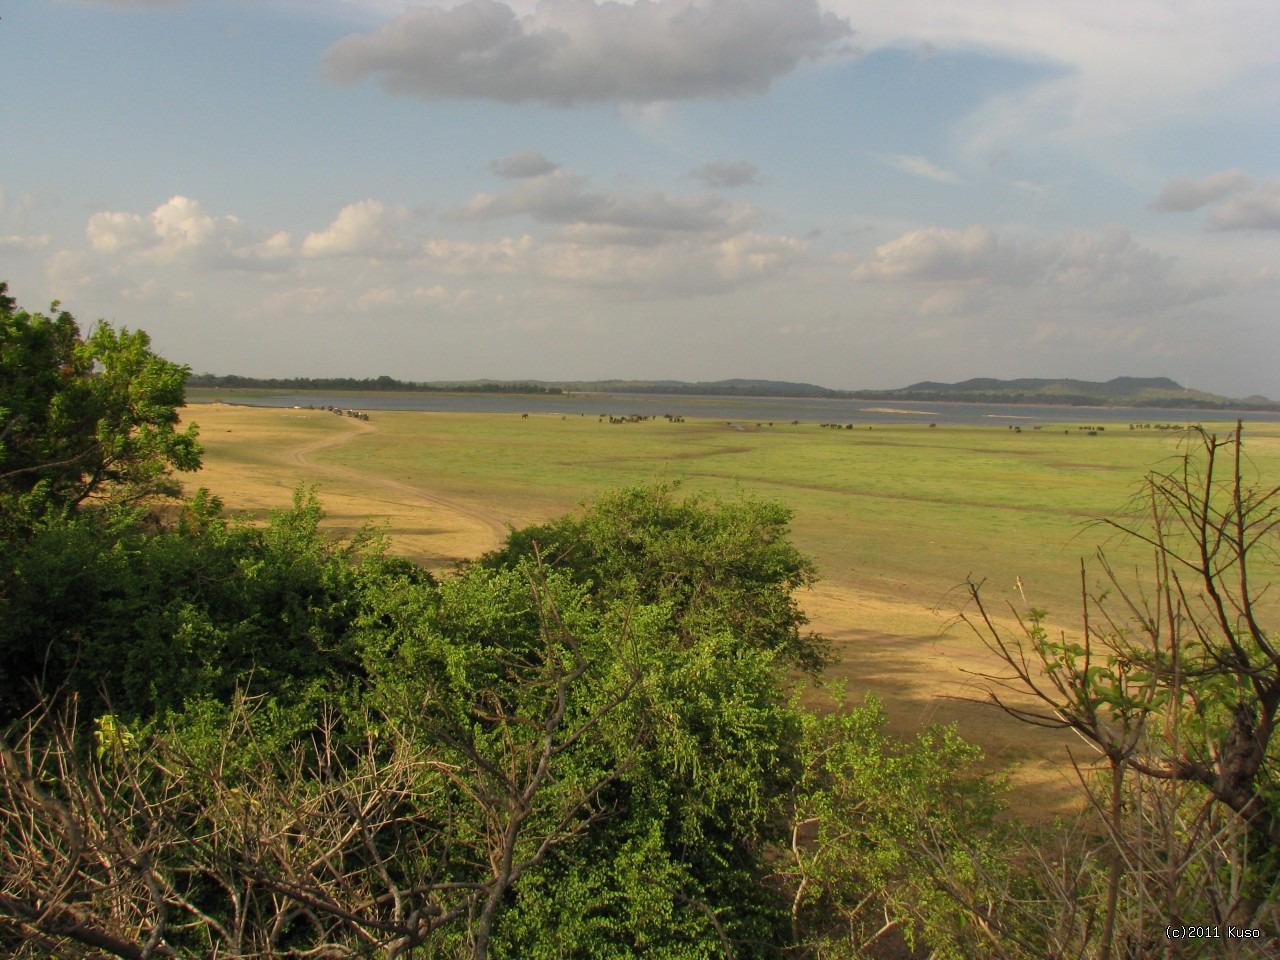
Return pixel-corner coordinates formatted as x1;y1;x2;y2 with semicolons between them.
850;376;1279;410
555;376;1277;409
186;373;1277;410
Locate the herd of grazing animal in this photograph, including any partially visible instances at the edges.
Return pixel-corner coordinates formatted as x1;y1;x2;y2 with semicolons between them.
509;413;1205;436
301;404;370;421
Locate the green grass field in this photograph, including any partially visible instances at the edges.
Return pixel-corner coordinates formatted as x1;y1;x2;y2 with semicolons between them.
297;413;1277;612
188;403;1280;810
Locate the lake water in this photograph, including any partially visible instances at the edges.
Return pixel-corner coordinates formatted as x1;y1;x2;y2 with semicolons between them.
188;389;1280;428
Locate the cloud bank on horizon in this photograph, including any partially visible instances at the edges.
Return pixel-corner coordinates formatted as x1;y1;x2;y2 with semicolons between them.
4;0;1279;397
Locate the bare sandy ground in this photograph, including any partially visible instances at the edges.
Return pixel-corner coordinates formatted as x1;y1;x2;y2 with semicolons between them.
191;404;508;567
285;416;510;548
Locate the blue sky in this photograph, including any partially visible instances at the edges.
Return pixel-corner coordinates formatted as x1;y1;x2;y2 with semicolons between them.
3;0;1278;396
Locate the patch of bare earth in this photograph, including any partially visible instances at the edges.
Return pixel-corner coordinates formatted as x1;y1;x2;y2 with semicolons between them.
185;404;507;572
802;582;1083;821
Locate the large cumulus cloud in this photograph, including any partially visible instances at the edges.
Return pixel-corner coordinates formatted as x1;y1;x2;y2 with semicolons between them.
301;200;412;258
323;0;853;104
856;224;1211;313
86;196;292;269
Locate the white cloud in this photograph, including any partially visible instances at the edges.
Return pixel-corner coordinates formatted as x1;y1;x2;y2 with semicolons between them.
447;170;598;223
87;210;153;254
152;195;225;254
1207;181;1280;231
826;0;1280;199
323;0;854;104
857;224;1212;314
301;199;410;257
416;212;806;298
421;235;538;277
856;226;1056;284
445;168;756;237
44;249;107;297
535;229;806;297
1150;169;1252;212
919;287;980;316
1048;227;1186;309
1149;172;1280;232
831;0;1280;120
876;154;961;184
86;196;294;268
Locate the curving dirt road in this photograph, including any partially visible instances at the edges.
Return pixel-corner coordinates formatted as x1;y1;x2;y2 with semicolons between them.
285;416;511;547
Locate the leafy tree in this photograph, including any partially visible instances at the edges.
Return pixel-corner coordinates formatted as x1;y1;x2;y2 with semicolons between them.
0;281;200;526
779;692;1007;959
0;483;831;959
0;488;405;724
480;482;828;672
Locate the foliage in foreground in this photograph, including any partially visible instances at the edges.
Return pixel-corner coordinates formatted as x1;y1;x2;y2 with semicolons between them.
4;284;1279;959
1;480;1004;959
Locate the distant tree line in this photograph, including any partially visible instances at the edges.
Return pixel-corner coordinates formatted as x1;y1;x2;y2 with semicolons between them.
558;380;842;398
187;372;562;394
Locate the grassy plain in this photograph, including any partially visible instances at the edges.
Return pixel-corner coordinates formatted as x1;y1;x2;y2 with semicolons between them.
184;401;1280;815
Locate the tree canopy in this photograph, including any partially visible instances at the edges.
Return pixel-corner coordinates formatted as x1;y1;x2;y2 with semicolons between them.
0;282;200;525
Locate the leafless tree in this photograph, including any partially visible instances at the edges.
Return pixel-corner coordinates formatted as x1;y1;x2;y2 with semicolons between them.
956;422;1280;958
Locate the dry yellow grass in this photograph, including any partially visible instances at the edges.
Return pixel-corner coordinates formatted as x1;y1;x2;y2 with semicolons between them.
189;403;508;567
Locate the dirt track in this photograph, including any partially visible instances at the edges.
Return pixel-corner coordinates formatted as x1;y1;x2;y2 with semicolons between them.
284;416;511;548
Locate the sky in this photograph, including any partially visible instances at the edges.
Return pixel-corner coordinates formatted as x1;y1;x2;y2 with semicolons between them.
2;0;1278;396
